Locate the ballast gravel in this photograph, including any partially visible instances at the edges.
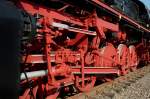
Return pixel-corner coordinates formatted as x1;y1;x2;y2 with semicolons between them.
95;72;150;99
114;72;150;99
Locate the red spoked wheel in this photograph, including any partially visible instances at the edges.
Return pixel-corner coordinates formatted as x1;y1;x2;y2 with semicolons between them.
128;45;138;71
117;44;130;75
75;76;96;92
100;43;118;67
45;83;60;99
19;81;44;99
19;80;60;99
19;86;38;99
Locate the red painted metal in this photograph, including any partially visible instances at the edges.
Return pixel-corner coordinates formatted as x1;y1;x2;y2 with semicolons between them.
96;18;119;32
117;44;129;75
17;0;150;98
71;67;120;75
18;1;84;26
75;76;96;92
129;45;138;71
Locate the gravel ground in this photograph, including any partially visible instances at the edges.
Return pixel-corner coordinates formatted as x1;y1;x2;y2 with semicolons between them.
114;72;150;99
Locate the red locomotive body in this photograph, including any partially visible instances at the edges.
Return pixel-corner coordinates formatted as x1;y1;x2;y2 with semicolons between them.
6;0;149;98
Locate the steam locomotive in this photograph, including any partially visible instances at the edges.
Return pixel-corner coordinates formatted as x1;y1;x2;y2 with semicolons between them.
0;0;149;98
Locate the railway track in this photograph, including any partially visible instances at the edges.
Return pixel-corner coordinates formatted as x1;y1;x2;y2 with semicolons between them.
67;65;150;99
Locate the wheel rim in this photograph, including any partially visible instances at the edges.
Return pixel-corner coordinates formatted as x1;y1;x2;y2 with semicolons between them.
129;45;138;71
100;43;118;67
75;76;96;92
117;44;129;75
19;85;38;99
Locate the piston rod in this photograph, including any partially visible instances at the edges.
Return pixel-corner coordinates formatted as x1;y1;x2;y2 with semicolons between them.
20;70;48;80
